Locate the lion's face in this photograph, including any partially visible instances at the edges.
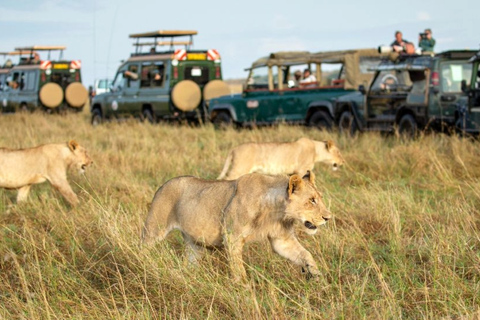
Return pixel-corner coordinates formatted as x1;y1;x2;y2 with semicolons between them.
285;171;331;235
68;140;93;174
322;141;344;171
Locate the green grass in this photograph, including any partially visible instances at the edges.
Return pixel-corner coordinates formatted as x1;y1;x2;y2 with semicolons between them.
1;112;480;319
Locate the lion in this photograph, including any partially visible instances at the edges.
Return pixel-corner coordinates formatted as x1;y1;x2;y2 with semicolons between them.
217;137;344;180
142;171;331;281
0;140;93;206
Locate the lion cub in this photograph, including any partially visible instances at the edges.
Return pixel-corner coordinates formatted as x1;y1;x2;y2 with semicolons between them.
217;137;344;180
142;171;331;281
0;140;93;206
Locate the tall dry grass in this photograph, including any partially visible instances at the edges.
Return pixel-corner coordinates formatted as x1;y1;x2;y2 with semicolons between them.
0;112;479;319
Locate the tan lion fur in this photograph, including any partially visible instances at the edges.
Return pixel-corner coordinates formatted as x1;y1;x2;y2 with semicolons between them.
142;171;331;281
0;140;93;206
217;137;344;180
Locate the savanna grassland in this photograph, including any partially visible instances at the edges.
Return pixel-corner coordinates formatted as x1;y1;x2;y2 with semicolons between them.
0;111;480;319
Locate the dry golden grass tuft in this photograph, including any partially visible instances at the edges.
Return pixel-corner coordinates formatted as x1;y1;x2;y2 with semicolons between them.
1;112;480;319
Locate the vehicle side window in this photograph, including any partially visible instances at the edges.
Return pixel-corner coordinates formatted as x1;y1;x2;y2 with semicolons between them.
140;62;165;88
0;74;5;91
126;64;139;88
25;71;36;91
10;72;20;90
440;62;472;93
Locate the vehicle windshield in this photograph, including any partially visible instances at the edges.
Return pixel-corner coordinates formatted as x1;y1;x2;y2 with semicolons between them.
370;70;412;92
112;71;125;91
97;79;112;89
440;61;472;93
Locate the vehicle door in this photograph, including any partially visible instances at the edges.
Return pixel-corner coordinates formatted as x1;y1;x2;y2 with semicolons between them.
435;60;472;118
243;66;280;123
138;60;169;116
106;64;140;117
17;70;38;109
366;69;411;121
274;65;304;122
5;71;21;110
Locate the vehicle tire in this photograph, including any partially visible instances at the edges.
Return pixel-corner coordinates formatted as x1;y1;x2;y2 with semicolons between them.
397;114;418;138
91;109;102;126
212;111;232;129
338;110;357;136
143;109;155;124
309;110;333;131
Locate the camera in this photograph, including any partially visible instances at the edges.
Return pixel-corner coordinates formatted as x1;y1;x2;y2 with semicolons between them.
419;33;428;39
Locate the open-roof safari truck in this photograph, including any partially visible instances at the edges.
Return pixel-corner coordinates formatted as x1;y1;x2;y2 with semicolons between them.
208;48;391;129
334;50;476;137
90;30;229;125
0;46;88;113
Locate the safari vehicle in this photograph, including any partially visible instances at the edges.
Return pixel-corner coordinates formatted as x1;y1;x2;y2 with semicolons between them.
456;50;480;135
334;50;476;136
0;51;20;112
90;30;229;125
208;48;391;129
1;46;88;113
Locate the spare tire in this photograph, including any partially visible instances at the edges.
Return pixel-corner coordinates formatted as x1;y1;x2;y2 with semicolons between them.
65;82;88;108
171;80;202;112
203;80;230;101
39;83;64;108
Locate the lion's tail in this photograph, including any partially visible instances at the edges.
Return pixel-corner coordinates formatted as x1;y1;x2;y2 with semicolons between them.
217;151;233;180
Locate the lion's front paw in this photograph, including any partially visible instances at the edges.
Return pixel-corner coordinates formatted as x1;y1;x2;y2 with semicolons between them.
301;264;320;280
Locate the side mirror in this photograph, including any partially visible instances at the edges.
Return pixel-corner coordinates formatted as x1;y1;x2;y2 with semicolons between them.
461;79;467;93
358;85;366;95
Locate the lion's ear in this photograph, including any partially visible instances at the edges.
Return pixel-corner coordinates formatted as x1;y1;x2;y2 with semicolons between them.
325;140;334;151
302;170;316;185
68;140;79;152
288;174;304;196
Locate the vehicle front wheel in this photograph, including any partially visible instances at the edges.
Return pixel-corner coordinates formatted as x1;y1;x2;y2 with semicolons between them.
91;109;103;126
397;114;418;138
309;110;333;131
142;109;155;124
212;111;233;129
338;110;357;136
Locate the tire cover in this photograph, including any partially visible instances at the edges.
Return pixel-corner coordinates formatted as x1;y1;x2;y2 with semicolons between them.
65;82;88;108
171;80;201;112
203;80;230;101
39;83;64;108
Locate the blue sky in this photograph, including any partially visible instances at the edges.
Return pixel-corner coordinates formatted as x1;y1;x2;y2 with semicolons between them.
1;0;478;86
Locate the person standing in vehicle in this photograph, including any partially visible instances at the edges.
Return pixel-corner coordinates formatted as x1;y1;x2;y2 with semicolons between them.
418;28;436;53
391;31;410;52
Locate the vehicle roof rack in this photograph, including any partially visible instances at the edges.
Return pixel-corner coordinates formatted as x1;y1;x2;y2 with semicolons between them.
129;30;197;54
14;46;66;60
14;45;66;51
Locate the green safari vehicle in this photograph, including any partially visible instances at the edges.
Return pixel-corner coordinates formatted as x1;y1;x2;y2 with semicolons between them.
208;48;391;129
90;30;229;125
0;46;88;113
334;50;476;136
